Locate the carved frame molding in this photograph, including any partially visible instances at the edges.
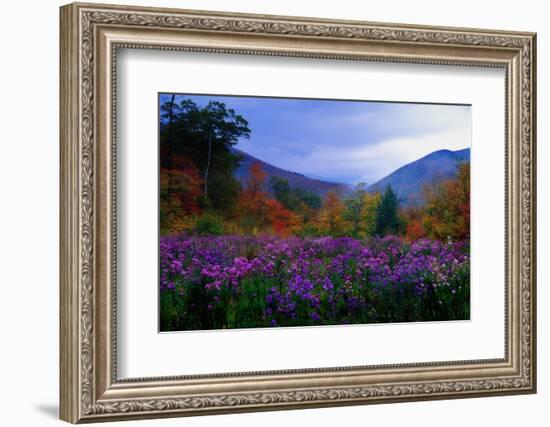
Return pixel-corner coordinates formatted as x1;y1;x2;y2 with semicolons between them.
60;2;536;423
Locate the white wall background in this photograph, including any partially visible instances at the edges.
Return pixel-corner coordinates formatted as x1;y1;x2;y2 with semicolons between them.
0;0;545;425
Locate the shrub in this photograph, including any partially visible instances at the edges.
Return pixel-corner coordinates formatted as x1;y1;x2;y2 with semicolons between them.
194;212;225;236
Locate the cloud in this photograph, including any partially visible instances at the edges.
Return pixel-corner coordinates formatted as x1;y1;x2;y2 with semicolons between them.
266;127;467;185
239;103;470;184
161;93;471;185
306;103;470;142
351;128;469;183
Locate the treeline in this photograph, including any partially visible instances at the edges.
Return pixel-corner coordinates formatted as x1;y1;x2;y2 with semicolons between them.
160;96;249;233
160;97;470;241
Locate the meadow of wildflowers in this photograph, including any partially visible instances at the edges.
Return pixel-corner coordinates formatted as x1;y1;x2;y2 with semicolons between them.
160;235;469;331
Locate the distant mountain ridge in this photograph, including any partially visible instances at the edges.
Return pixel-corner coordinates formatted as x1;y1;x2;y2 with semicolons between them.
232;148;351;197
232;147;470;206
367;148;470;206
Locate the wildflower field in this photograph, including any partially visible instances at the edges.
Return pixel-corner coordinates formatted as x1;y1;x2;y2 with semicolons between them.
160;235;470;331
158;94;471;331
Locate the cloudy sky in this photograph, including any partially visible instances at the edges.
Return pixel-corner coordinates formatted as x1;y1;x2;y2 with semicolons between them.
160;93;471;186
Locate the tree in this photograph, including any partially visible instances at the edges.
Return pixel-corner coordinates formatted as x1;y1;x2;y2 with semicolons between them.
316;191;348;236
159;98;196;169
237;162;270;233
196;102;249;204
403;204;427;241
270;176;321;223
361;191;381;237
236;163;300;235
159;156;203;235
265;199;299;236
344;183;367;238
375;186;401;236
164;94;176;172
342;184;380;238
422;162;470;240
159;98;251;212
448;162;470;239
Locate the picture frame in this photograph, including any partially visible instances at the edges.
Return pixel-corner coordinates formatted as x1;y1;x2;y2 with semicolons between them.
59;2;537;423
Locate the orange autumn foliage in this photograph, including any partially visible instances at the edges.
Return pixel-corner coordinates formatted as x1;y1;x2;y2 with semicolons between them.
406;218;427;241
265;199;300;236
315;190;349;236
160;156;203;235
402;205;427;241
236;162;269;231
236;162;296;236
422;163;470;240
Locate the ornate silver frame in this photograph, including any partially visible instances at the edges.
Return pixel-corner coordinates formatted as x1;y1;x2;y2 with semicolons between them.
60;2;537;423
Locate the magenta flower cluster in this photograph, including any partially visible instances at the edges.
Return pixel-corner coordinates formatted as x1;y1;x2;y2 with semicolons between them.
160;235;470;331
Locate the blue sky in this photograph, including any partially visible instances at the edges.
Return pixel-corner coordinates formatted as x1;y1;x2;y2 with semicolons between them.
160;93;470;186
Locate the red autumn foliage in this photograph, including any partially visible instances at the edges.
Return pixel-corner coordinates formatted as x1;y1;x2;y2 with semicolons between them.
160;156;204;234
265;199;296;236
236;162;296;235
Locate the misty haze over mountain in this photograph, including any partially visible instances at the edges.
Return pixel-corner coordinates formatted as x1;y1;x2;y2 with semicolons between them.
234;147;470;206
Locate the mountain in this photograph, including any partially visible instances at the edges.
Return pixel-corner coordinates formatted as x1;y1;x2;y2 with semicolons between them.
232;147;470;206
368;148;470;206
232;148;351;197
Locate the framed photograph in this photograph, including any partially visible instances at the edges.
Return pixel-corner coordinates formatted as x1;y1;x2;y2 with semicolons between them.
60;2;537;423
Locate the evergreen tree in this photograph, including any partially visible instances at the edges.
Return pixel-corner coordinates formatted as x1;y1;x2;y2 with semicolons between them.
270;176;322;212
159;97;251;214
375;185;401;236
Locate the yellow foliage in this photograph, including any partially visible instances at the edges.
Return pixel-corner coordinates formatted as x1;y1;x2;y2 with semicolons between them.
315;191;350;236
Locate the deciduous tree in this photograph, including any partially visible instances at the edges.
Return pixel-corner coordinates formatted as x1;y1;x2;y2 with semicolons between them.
422;162;470;240
159;97;251;212
316;191;348;236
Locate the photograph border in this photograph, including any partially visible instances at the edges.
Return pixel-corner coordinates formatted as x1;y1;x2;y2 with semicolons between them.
156;91;473;334
60;2;536;423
